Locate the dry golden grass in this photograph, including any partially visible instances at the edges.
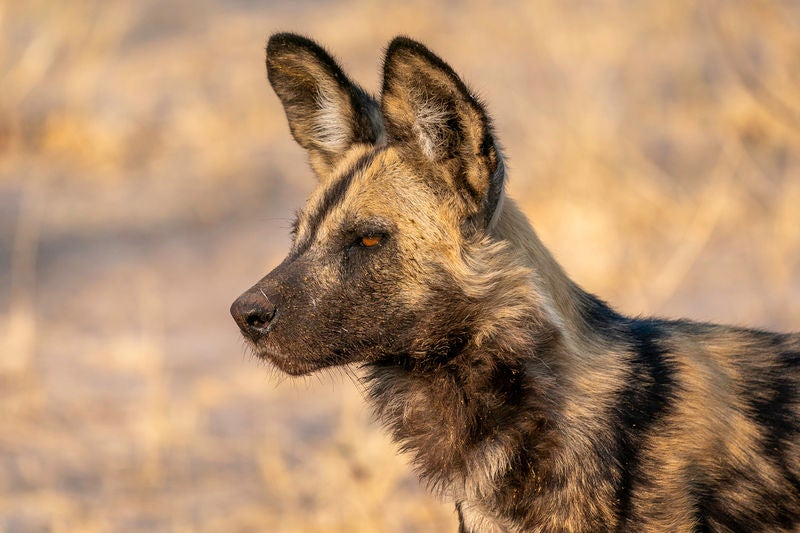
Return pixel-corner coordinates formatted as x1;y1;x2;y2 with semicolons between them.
0;1;798;531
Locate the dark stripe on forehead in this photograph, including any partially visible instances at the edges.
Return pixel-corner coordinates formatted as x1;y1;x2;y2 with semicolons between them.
293;148;384;257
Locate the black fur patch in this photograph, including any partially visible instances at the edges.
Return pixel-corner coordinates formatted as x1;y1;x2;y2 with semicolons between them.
613;319;678;525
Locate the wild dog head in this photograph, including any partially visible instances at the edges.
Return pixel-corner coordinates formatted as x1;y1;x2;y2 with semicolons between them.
230;34;511;375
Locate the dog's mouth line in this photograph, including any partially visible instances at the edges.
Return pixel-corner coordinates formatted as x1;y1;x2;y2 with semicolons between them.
250;341;284;361
247;338;361;376
246;340;314;375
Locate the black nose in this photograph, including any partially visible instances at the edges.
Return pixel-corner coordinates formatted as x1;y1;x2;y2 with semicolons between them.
230;290;278;340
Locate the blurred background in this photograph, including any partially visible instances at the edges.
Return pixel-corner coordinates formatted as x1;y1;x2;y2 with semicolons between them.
1;0;799;531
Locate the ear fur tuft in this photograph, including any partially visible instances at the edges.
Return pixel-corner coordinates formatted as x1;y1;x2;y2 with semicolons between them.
266;33;383;179
381;37;505;229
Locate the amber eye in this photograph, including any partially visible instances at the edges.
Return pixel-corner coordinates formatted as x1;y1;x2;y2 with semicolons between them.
360;235;382;247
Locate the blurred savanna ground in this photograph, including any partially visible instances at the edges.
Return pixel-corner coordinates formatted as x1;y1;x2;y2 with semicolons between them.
1;0;799;531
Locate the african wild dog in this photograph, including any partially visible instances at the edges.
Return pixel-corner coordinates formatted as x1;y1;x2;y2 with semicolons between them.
230;33;800;532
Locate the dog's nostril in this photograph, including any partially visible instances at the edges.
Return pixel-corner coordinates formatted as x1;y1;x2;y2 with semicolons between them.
242;304;276;332
246;311;268;329
231;292;279;338
247;315;262;328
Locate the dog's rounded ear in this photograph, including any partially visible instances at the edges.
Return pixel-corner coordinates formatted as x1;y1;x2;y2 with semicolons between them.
267;33;384;180
381;37;504;229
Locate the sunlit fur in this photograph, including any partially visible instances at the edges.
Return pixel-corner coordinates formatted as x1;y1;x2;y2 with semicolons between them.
231;33;800;532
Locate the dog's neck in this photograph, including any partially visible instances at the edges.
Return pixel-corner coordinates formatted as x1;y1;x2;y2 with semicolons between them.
492;198;598;339
362;196;627;511
362;327;560;502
